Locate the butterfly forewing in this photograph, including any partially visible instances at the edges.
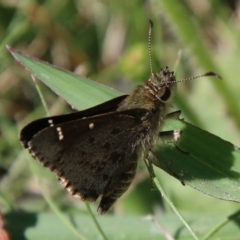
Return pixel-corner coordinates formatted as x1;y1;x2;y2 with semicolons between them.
20;95;128;147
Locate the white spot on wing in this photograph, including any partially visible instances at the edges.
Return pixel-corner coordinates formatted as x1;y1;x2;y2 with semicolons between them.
48;119;54;127
56;127;64;140
89;123;94;129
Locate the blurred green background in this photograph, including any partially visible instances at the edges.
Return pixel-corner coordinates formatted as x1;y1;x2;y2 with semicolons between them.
1;0;240;239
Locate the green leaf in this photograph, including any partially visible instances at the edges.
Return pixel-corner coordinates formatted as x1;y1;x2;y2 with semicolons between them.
7;46;121;110
6;211;240;240
157;117;240;202
8;47;240;203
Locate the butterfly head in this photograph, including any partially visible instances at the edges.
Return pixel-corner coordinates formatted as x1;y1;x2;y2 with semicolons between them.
147;66;176;103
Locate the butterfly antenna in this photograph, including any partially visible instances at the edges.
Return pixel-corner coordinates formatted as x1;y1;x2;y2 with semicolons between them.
148;20;153;75
171;71;221;84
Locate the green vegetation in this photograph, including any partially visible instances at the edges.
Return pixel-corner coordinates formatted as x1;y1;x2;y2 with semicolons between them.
1;1;240;239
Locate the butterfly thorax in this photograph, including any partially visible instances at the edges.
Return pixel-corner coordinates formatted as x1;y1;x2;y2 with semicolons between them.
117;67;177;158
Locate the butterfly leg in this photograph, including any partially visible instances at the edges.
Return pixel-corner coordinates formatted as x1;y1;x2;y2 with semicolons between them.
150;129;185;185
159;130;189;153
165;110;181;120
144;157;155;190
159;130;182;144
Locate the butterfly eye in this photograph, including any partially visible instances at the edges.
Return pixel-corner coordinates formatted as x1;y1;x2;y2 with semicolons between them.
160;87;171;101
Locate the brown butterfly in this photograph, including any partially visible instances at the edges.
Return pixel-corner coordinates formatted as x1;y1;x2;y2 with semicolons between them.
20;21;219;214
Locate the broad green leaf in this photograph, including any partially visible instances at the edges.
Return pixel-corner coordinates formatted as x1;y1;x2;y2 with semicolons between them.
9;47;240;203
155;118;240;202
6;211;240;240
